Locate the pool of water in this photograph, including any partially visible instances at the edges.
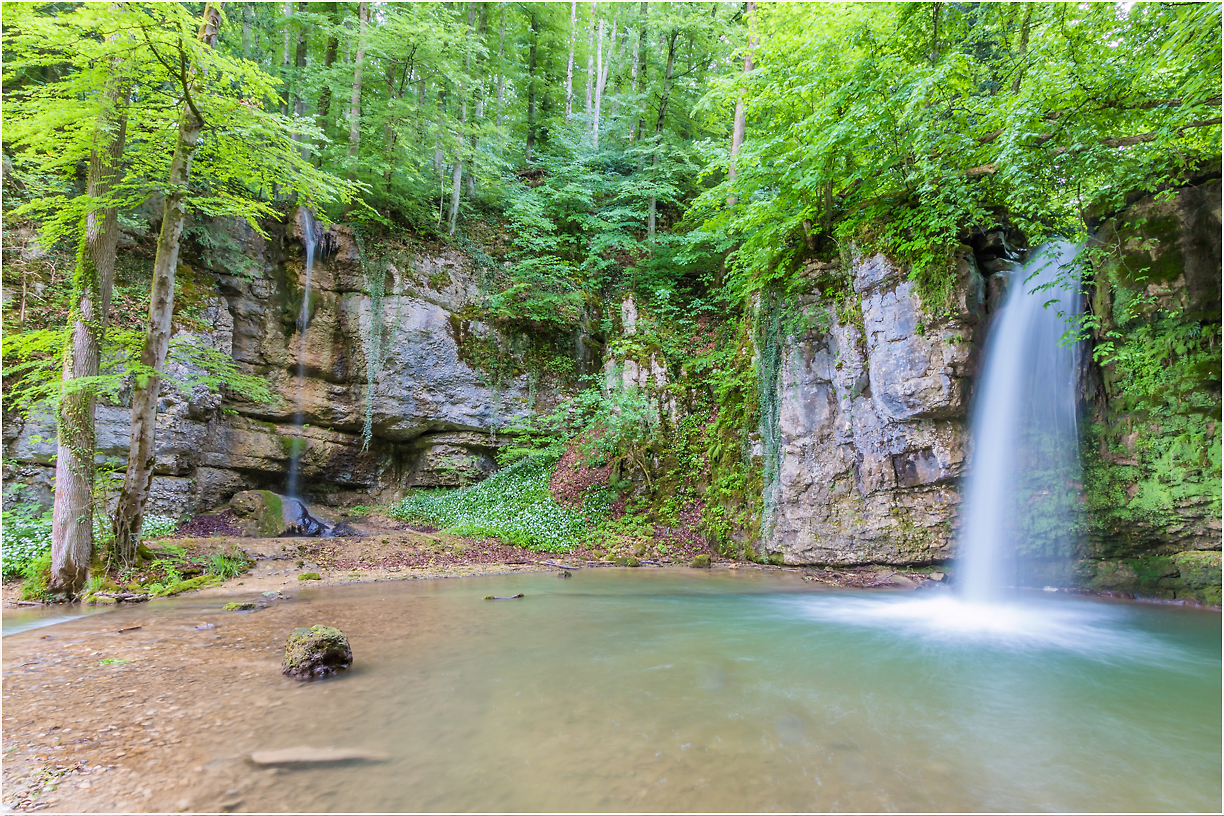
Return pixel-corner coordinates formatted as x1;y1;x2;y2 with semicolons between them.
190;569;1220;813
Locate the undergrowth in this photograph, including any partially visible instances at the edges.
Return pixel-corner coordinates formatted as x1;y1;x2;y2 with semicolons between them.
387;449;613;552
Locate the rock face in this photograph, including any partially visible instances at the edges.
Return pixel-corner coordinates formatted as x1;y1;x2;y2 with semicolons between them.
282;625;353;679
1075;178;1222;602
764;249;988;566
3;209;566;517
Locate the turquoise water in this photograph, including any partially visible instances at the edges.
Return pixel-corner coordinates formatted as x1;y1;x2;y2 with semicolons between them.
221;570;1220;812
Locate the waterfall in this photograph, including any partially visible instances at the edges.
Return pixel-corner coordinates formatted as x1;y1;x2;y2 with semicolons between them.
285;211;320;499
957;241;1083;601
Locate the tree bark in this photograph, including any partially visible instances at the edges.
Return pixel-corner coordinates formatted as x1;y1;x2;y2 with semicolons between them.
592;17;605;145
49;64;129;596
585;1;595;115
647;28;677;240
315;2;341;157
112;4;221;563
346;0;369;188
565;0;576;122
280;1;293;116
632;2;647;141
468;3;489;199
727;0;756;206
526;6;540;164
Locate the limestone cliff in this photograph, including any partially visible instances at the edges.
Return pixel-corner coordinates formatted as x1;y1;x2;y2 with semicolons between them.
3;210;565;515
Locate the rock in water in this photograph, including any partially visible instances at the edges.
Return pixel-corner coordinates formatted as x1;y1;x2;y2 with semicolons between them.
249;746;388;766
281;625;353;679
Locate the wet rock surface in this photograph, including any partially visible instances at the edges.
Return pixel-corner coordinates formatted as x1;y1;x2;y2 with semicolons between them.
281;625;353;680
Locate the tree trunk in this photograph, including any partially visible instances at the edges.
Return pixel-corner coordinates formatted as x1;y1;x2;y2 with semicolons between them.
647;29;677;240
496;6;506;128
49;67;129;596
565;0;576;122
526;7;540;164
593;19;617;148
449;2;477;236
315;2;341;157
585;1;595;115
468;3;489;198
112;4;221;563
280;2;293;116
1011;5;1033;94
633;2;648;141
346;0;369;189
727;0;755;206
293;3;308;118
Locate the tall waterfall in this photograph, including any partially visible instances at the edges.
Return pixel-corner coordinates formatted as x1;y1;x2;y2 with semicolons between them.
285;211;320;499
957;241;1083;600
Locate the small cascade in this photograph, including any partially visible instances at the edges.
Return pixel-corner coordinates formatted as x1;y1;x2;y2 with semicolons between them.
285;210;320;502
957;241;1083;600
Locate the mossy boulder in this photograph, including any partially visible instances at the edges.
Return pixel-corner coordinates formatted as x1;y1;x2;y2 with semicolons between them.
614;556;640;567
229;490;287;537
282;625;353;680
690;554;712;569
298;572;321;581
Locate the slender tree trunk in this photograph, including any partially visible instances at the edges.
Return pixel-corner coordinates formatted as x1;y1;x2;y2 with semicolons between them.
592;18;604;145
49;66;129;596
449;2;477;236
647;29;677;240
593;19;617;148
496;6;506;129
347;1;369;187
293;3;308;118
633;2;648;141
314;3;341;166
468;3;489;198
565;0;576;122
585;1;595;115
1011;5;1033;94
242;4;254;59
112;4;221;562
280;2;293;115
727;0;756;206
526;7;540;164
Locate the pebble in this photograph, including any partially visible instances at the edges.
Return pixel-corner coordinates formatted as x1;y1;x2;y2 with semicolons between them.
195;624;216;630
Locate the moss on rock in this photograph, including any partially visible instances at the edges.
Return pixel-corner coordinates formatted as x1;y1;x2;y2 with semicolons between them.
282;625;353;680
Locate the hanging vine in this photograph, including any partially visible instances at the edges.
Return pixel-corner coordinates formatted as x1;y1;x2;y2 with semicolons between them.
352;225;387;452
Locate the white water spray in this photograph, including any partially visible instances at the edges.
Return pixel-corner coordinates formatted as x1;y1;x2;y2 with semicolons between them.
957;241;1083;600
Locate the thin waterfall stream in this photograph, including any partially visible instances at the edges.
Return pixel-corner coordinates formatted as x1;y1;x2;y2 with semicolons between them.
281;210;330;536
284;211;319;500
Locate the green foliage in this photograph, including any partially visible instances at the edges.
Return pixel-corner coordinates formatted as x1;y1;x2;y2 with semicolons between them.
1;505;53;580
388;449;610;552
690;3;1221;306
207;545;252;580
140;515;180;540
19;550;53;601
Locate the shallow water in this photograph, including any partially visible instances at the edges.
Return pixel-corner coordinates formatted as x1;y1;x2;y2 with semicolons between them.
2;602;109;637
8;570;1220;812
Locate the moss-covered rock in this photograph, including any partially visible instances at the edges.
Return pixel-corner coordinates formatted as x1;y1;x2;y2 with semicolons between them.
690;554;712;568
223;601;260;611
298;572;321;581
282;625;353;680
1079;551;1221;605
229;490;287;537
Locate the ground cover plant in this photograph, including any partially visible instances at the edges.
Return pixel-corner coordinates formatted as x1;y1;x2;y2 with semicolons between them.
389;449;615;552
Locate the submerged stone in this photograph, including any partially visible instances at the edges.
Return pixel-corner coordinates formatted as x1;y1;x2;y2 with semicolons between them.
249;746;388;766
282;625;353;680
